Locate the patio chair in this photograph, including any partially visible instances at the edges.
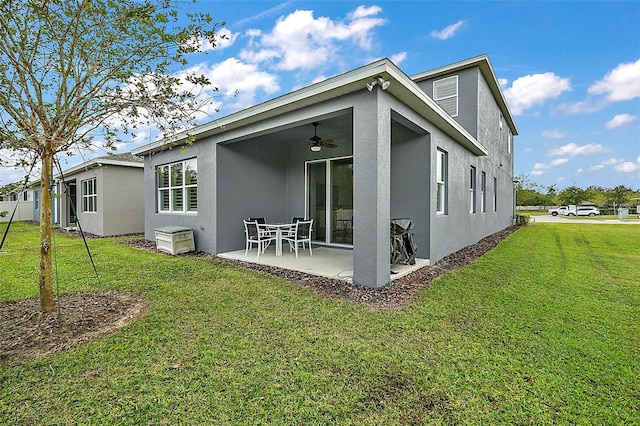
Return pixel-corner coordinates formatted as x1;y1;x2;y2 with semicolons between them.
249;217;266;224
282;219;313;258
244;219;276;258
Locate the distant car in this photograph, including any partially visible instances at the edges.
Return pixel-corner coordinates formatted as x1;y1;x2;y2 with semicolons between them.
548;205;577;216
576;206;600;217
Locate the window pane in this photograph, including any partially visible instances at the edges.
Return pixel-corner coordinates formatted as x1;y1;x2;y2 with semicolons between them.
186;187;197;212
158;166;169;188
172;188;183;211
159;189;170;211
185;159;197;185
171;163;183;186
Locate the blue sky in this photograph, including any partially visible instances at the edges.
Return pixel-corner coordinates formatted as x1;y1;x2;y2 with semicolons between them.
1;0;639;191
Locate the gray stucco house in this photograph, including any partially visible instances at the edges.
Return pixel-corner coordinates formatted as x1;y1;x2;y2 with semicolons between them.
32;152;145;236
132;54;518;288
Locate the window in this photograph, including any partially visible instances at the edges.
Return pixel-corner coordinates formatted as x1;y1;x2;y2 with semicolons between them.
157;158;197;213
493;177;498;212
82;178;97;212
481;172;486;213
433;75;458;117
436;149;447;214
470;166;476;213
34;189;39;211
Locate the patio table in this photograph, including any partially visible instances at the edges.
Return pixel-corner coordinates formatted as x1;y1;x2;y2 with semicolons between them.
264;223;294;256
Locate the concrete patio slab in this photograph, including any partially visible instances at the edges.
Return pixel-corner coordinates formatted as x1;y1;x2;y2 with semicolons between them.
218;245;429;283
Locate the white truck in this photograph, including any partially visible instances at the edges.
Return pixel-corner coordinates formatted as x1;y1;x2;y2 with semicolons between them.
548;205;577;216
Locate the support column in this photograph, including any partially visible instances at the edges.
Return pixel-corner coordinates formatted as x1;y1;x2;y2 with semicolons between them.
352;90;391;288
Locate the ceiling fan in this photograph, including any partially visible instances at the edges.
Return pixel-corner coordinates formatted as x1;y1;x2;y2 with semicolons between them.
309;122;337;152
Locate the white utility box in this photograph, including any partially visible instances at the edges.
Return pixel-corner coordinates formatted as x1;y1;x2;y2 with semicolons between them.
154;226;195;255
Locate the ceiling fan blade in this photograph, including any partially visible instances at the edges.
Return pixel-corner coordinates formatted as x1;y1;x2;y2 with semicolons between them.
321;139;337;148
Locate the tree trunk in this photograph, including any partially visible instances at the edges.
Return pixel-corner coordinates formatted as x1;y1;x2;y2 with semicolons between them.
39;149;56;312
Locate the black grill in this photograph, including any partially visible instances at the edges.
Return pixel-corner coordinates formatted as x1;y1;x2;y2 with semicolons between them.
390;218;417;265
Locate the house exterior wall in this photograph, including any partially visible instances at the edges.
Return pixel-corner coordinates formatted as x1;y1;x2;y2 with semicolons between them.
417;67;480;138
101;166;144;236
390;119;431;260
72;168;104;235
141;142;215;252
425;67;515;263
216;140;288;253
136;56;516;287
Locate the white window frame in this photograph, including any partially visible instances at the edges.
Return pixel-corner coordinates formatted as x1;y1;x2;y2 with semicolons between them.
81;177;97;213
436;149;447;215
481;171;486;213
493;177;498;212
470;166;476;214
433;75;458;117
157;158;197;214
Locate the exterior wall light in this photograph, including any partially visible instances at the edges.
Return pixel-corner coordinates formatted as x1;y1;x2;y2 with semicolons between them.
366;76;391;91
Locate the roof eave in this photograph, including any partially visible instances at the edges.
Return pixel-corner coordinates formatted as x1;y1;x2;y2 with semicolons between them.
133;59;485;156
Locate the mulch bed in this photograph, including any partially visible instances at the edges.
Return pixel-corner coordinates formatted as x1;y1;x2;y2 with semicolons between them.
0;291;149;365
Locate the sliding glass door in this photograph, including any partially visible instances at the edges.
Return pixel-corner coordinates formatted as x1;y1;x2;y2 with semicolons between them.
307;157;353;245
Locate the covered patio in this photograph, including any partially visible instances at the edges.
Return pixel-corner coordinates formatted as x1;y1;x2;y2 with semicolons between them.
218;245;430;284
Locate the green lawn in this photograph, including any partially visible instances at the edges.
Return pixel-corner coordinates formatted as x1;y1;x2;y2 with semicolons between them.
1;221;638;424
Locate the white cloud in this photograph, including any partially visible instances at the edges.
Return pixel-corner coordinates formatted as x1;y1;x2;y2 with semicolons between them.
546;142;611;157
390;51;407;66
531;158;569;175
430;20;464;40
184;58;280;110
542;129;567;139
614;161;640;172
498;78;508;86
347;5;382;19
239;6;387;72
588;58;640;101
504;72;571;115
605;113;638;129
613;156;640;173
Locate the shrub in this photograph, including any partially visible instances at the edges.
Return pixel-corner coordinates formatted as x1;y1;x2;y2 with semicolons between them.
515;213;530;225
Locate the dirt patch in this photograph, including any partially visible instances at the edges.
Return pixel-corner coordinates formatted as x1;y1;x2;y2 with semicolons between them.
1;225;521;364
0;291;150;365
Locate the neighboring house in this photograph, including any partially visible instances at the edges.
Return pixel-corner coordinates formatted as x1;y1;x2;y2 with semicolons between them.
132;54;518;288
0;185;33;222
32;152;145;236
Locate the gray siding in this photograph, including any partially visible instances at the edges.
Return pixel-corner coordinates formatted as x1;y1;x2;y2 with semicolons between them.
102;166;144;236
138;59;516;286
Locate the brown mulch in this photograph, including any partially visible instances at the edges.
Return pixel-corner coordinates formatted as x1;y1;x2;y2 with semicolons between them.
0;292;150;365
1;224;522;364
